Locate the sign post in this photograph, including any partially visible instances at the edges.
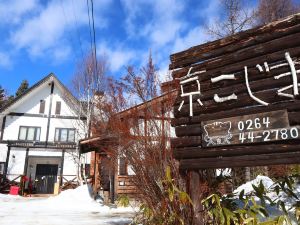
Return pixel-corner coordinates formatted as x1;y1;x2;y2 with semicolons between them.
170;14;300;224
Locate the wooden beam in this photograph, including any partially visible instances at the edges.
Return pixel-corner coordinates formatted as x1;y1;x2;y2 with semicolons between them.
180;151;300;170
170;14;300;69
173;143;300;159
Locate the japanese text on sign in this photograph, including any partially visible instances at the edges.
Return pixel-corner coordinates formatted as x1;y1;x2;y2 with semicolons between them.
178;52;300;116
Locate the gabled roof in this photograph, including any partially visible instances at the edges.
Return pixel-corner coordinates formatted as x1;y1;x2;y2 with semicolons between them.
117;90;177;118
0;73;79;113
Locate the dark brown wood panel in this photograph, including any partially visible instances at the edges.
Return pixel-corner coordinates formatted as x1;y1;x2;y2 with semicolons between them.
170;15;300;69
170;136;202;148
172;32;300;75
172;102;300;127
175;66;300;106
171;14;300;170
173;142;300;159
179;151;300;170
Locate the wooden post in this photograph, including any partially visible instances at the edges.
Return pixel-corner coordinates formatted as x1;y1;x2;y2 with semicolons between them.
3;145;11;181
188;170;204;225
110;172;115;204
93;153;99;194
23;148;29;175
0;116;6;141
60;149;65;187
21;148;30;195
45;81;54;147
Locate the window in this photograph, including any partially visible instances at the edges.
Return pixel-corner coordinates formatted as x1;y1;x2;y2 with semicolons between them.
119;157;127;175
0;162;5;174
81;164;90;177
39;100;45;114
55;128;75;142
55;101;61;115
18;126;41;141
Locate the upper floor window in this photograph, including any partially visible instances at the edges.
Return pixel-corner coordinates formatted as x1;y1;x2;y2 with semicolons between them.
55;101;61;115
55;128;75;142
119;157;127;175
39;100;45;114
18;126;41;141
0;162;5;174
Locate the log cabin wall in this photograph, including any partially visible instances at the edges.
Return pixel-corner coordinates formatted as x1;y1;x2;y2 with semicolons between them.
116;175;138;197
170;13;300;170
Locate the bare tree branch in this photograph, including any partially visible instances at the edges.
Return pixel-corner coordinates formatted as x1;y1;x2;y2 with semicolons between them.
206;0;255;39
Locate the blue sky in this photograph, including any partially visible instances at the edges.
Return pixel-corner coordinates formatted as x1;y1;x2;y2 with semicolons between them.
0;0;274;94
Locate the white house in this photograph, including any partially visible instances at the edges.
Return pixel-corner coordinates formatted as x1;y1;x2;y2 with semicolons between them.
0;73;89;194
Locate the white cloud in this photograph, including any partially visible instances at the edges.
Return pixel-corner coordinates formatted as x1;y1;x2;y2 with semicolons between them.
52;45;72;63
98;43;136;72
0;52;12;68
172;26;210;54
121;0;186;47
0;0;40;25
9;0;111;62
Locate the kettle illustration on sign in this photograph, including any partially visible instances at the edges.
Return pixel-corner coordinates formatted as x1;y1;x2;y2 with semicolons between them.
203;121;233;146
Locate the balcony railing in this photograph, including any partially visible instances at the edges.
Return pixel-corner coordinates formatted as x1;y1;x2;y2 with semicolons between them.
2;140;77;149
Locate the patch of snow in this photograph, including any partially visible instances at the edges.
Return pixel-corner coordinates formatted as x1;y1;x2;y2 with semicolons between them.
232;175;299;225
234;175;274;195
0;185;136;225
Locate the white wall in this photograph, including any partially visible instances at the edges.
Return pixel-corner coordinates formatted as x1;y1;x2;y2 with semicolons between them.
48;118;85;142
1;78;85;143
0;143;7;162
4;116;48;141
6;148;79;182
13;83;51;115
1;76;85;182
51;84;78;117
6;148;26;181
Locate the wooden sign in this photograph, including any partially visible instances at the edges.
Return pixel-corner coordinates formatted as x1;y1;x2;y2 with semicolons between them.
201;110;299;147
170;14;300;170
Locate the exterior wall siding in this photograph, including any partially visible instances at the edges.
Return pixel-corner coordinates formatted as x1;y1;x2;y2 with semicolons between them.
0;75;86;193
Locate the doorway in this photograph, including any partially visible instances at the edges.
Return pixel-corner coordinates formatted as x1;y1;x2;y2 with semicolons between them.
35;164;58;194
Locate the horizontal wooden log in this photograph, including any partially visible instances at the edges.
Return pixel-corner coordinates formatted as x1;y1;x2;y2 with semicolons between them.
118;182;135;186
289;112;300;125
117;189;140;194
117;185;137;190
172;31;300;80
175;124;202;137
179;151;300;170
172;45;300;79
117;175;135;180
170;136;202;148
172;100;300;127
175;68;300;107
200;64;295;94
173;142;300;159
170;14;300;69
175;89;290;118
174;111;300;137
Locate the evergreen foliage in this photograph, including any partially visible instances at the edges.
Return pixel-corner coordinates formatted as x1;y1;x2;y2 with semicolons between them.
15;80;29;97
0;85;6;108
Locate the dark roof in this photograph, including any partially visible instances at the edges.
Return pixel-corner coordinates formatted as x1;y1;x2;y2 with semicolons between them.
117;90;177;118
0;73;79;113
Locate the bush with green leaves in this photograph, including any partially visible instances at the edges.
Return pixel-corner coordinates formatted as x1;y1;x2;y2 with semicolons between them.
132;166;193;225
202;176;300;225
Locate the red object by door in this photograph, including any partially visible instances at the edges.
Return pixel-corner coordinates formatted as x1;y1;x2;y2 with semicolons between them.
9;186;19;195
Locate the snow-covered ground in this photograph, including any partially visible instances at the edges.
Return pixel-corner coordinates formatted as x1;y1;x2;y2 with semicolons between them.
0;185;135;225
233;175;299;224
